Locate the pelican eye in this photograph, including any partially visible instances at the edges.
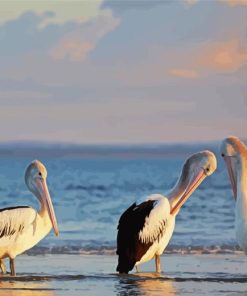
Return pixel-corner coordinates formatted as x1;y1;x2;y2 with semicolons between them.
39;172;42;176
221;153;225;157
206;167;210;173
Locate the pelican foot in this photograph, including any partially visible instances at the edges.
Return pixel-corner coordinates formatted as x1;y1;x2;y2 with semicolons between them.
155;255;161;273
0;259;5;274
9;258;16;276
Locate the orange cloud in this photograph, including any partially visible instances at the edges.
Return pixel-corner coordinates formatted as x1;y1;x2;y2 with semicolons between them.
220;0;247;6
183;0;198;5
51;38;94;61
197;39;247;72
50;12;120;61
169;68;198;79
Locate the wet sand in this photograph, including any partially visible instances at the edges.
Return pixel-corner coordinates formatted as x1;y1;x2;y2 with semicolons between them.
0;254;247;295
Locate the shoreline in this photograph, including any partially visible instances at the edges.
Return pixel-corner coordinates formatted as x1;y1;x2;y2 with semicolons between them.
0;254;246;295
25;243;244;256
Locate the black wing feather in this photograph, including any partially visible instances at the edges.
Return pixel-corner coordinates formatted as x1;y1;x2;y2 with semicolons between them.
116;200;157;273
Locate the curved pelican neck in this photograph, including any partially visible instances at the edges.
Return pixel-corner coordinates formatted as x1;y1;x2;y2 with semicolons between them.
236;154;247;201
234;155;247;234
166;168;190;211
31;192;46;217
29;187;48;218
39;199;49;217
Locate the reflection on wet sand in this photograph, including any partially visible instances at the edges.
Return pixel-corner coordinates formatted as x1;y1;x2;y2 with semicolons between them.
115;272;177;296
0;281;54;296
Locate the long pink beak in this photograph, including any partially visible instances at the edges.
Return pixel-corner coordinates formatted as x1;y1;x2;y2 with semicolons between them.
36;178;59;236
170;169;206;215
224;156;237;200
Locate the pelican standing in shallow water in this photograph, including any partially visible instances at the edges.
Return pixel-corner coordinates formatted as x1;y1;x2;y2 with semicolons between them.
0;160;59;276
221;136;247;253
116;150;217;274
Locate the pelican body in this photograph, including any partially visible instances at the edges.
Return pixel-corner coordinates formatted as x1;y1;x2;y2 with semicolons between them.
221;136;247;253
0;160;59;276
116;150;217;274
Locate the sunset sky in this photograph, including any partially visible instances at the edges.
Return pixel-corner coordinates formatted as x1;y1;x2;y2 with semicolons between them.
0;0;247;144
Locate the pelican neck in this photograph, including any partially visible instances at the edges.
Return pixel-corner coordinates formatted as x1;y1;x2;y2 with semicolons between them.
236;154;247;201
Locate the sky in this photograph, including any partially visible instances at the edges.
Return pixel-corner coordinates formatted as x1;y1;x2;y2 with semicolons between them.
0;0;247;144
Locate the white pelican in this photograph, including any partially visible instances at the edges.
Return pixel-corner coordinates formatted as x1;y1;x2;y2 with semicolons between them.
0;160;59;276
221;136;247;253
116;150;217;273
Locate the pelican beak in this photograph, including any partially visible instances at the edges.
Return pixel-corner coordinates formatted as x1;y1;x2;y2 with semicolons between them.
170;168;206;215
35;178;59;236
224;156;237;200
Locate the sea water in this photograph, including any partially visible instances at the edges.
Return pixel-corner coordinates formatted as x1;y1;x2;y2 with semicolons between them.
0;147;237;255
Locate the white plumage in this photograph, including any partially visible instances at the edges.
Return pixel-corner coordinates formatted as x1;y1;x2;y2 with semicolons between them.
0;207;50;258
117;150;217;273
136;194;175;267
221;136;247;254
0;160;59;276
138;195;170;244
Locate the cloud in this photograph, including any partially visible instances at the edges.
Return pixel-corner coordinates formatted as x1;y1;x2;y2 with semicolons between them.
185;0;247;6
1;0;247;145
0;90;51;102
183;0;199;5
165;39;247;78
0;0;105;28
102;0;169;13
197;39;247;72
220;0;247;6
168;68;198;79
50;12;120;61
51;40;94;61
0;4;120;61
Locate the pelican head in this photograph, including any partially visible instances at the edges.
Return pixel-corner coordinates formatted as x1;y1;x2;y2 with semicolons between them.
220;136;247;200
25;160;59;236
170;150;217;215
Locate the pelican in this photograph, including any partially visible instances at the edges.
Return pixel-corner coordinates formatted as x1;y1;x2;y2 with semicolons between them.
0;160;59;276
221;136;247;253
116;150;217;273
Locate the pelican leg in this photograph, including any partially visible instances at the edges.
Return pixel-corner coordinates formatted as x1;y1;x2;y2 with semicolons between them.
135;265;140;273
155;255;161;273
9;258;16;276
0;259;5;274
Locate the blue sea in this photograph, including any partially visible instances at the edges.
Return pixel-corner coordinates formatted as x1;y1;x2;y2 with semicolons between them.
0;143;237;255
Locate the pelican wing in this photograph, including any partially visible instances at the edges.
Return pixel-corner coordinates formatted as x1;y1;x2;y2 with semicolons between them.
0;206;37;242
138;195;170;244
116;194;170;273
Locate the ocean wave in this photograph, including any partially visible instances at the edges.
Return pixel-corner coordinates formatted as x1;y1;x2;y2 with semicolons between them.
1;273;246;283
25;244;244;256
64;182;157;192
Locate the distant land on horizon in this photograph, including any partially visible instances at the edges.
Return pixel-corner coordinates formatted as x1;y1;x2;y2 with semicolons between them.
0;140;228;159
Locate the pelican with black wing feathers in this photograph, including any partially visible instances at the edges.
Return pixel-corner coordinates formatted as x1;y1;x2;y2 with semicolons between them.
0;160;59;276
116;150;217;274
221;136;247;253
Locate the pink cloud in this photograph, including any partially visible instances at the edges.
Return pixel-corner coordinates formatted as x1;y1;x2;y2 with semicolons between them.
183;0;199;5
220;0;247;6
50;13;120;61
197;39;247;72
50;39;94;61
168;68;198;79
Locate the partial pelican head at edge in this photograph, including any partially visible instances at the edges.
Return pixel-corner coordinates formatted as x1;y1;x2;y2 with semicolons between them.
220;136;247;200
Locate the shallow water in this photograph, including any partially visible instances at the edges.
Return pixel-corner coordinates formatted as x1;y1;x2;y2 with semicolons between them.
0;152;237;254
1;254;247;296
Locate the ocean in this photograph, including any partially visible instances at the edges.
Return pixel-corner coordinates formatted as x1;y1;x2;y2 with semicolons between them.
0;143;246;296
0;143;237;255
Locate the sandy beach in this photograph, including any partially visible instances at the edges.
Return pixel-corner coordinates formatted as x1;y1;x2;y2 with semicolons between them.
0;253;246;295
